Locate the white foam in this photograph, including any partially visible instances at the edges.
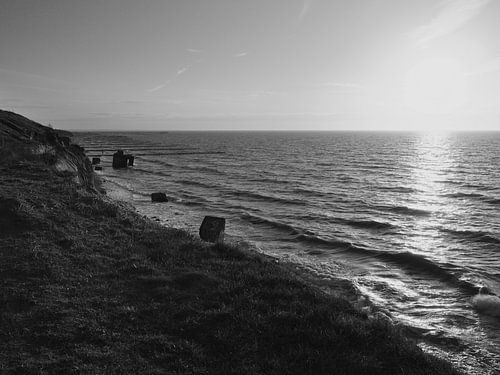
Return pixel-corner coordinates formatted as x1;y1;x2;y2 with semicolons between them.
471;294;500;317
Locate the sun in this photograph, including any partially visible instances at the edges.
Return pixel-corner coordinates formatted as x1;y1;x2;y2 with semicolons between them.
404;58;468;114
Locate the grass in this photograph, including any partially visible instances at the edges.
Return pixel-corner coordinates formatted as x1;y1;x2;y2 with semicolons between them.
0;151;463;374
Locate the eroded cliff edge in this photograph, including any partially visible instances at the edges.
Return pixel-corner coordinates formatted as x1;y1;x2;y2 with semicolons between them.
0;109;95;190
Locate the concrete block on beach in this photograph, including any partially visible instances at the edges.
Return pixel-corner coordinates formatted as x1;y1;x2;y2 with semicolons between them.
199;216;225;243
151;192;168;202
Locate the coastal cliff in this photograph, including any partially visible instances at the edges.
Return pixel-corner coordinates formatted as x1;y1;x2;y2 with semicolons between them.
0;110;95;190
0;111;461;374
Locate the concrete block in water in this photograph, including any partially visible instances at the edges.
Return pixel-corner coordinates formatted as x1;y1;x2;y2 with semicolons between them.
199;216;225;243
112;150;134;168
112;150;128;169
151;192;168;202
92;157;101;165
94;166;103;171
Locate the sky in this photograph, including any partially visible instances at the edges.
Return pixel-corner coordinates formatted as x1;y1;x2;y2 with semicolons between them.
0;0;499;131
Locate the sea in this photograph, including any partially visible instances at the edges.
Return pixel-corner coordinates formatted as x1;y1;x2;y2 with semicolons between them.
75;131;500;374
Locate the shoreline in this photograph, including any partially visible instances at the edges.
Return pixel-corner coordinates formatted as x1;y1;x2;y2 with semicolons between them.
100;174;365;302
97;167;471;371
0;110;463;374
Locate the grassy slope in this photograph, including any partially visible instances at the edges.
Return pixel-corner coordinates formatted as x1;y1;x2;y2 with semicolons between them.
0;144;462;375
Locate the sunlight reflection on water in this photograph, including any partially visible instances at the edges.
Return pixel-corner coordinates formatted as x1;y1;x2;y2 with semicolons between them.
405;133;456;256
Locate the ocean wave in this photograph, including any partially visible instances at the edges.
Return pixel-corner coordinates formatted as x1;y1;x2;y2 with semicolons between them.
363;164;390;170
138;157;177;168
240;214;359;248
472;294;500;317
292;188;331;199
373;251;456;280
132;167;170;177
284;233;470;293
376;205;432;217
140;157;224;175
376;186;418;194
293;234;355;249
187;165;223;174
230;190;306;206
240;212;302;234
441;228;500;245
248;177;291;185
462;183;497;191
175;179;215;190
440;192;485;199
440;192;500;206
339;218;397;231
175;190;213;205
344;247;485;295
182;200;204;207
435;179;463;186
242;212;491;295
485;198;500;206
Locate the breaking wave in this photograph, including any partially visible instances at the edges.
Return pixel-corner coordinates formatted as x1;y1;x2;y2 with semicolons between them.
472;294;500;317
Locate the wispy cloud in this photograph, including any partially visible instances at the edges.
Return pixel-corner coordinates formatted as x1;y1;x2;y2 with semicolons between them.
147;63;193;93
233;51;248;58
411;0;490;48
299;0;313;22
187;48;203;54
147;82;170;93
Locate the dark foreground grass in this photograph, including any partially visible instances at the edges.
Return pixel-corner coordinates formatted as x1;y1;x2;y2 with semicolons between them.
0;156;462;374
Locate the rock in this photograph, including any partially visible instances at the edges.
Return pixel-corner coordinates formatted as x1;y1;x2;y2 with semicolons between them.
151;192;168;202
199;216;225;243
112;150;128;169
92;157;101;165
94;166;103;171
